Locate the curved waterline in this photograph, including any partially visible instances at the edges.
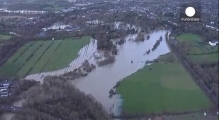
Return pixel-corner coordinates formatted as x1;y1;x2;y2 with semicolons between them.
25;30;170;116
70;30;170;116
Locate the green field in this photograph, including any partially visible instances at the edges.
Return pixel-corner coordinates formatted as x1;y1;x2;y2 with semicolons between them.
0;34;12;41
42;37;90;72
176;33;218;63
176;33;202;43
117;53;213;114
0;36;90;79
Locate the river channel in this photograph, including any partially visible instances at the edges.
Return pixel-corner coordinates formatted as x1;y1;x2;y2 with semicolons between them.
25;30;170;116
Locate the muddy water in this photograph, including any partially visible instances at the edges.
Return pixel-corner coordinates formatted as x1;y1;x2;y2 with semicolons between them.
25;29;170;116
70;30;170;116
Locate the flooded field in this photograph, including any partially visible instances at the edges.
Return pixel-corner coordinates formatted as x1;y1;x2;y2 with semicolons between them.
26;29;170;116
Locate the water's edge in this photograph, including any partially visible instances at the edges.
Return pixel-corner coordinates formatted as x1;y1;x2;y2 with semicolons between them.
25;30;170;116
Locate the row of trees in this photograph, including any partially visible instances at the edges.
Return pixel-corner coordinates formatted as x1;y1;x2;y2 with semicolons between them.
14;77;112;120
168;32;218;102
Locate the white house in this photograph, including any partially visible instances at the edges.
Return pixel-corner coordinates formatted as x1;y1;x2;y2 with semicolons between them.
209;40;219;46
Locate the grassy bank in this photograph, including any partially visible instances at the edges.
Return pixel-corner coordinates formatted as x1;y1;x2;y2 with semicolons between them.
117;53;213;115
0;36;90;79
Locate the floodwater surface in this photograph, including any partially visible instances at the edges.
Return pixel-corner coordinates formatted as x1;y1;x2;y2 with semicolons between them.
25;29;170;116
70;30;170;115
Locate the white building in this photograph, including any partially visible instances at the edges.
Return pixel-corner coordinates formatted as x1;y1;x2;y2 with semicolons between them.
209;40;219;46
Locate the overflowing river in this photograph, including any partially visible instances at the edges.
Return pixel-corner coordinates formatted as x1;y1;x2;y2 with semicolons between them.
70;30;170;116
25;30;170;116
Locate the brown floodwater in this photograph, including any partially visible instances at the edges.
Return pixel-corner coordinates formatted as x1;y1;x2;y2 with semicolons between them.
70;30;170;116
26;28;170;116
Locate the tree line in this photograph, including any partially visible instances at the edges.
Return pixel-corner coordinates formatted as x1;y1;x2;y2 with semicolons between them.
14;76;112;120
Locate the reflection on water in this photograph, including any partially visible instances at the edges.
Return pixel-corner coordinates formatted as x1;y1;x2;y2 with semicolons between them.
26;30;170;116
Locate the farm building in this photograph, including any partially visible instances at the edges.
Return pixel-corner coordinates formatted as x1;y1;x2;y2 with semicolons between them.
209;40;219;46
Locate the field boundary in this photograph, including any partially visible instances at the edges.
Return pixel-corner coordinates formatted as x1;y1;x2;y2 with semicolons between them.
13;41;36;63
25;41;55;76
14;43;44;77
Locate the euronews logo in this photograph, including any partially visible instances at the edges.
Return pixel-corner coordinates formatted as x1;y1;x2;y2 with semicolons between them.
180;2;201;22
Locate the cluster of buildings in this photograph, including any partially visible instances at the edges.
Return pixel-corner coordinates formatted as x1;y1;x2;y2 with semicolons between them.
0;80;17;97
0;8;47;14
42;23;80;32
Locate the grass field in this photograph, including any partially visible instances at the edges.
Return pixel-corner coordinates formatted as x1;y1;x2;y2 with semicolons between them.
176;33;202;43
41;37;90;72
0;34;12;41
0;36;90;79
189;53;218;63
117;53;213;114
176;33;218;63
